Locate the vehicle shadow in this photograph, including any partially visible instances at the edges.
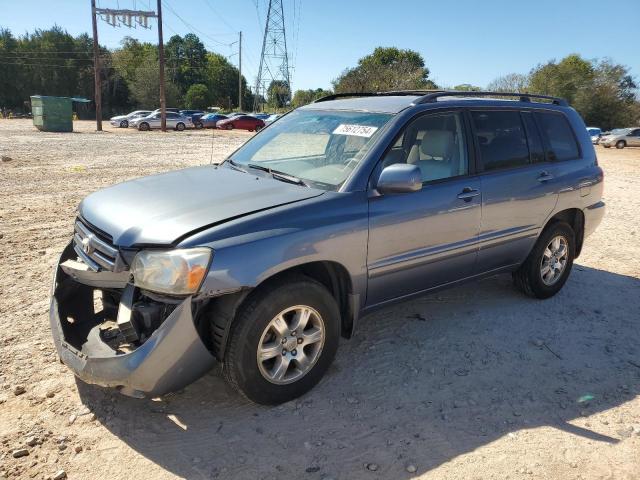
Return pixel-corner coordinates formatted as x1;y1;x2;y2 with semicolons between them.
76;264;640;479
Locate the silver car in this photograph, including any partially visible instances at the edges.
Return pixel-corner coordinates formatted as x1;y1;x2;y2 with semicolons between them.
130;111;193;131
109;110;152;128
600;127;640;149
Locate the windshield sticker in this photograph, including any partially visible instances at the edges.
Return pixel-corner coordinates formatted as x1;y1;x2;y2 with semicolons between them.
333;124;379;138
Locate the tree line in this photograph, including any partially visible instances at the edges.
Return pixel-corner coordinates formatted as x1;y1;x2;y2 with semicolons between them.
1;26;638;129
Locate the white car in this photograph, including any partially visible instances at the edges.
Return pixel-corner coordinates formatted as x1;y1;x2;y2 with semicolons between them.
130;112;193;131
600;128;640;149
586;127;601;145
109;110;152;128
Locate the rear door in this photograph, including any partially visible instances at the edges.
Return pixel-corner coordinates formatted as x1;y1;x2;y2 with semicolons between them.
366;110;481;306
471;109;561;273
628;128;640;146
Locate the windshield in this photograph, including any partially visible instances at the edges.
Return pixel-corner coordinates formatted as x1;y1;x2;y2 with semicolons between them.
611;128;630;135
227;109;393;190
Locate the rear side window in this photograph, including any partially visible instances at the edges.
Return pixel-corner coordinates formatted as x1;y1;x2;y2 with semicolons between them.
470;110;529;171
535;112;580;161
521;112;545;163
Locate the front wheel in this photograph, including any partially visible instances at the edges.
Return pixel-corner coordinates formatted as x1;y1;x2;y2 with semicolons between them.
176;122;185;131
221;276;340;405
616;140;626;149
225;124;234;130
195;121;203;129
513;221;575;299
120;120;128;128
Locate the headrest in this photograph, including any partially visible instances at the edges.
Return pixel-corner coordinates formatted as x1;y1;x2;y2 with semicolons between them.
420;130;454;159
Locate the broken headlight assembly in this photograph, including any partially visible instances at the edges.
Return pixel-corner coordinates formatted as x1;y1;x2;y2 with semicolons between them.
131;248;212;295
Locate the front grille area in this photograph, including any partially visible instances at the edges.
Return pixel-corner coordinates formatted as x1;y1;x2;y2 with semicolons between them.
73;220;122;272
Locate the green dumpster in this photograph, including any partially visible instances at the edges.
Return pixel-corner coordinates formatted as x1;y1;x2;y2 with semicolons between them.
30;96;91;132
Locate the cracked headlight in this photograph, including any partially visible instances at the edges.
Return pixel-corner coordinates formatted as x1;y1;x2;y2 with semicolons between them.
131;248;212;295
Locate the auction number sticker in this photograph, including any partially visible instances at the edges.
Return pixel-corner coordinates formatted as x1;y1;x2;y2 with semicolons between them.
333;124;379;138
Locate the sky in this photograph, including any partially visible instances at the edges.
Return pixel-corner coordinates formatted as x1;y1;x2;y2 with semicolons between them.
1;0;638;92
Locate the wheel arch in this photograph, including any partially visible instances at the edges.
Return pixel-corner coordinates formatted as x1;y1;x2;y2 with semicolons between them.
542;208;585;257
203;260;356;361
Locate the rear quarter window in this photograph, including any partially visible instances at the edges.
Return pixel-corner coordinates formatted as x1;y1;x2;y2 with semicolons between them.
535;112;580;161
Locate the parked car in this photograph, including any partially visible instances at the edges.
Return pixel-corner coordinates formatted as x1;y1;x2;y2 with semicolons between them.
179;110;206;128
49;90;604;405
150;108;180;114
109;110;152;128
586;127;602;144
130;111;193;131
264;113;281;126
599;128;640;149
200;113;229;128
217;115;265;131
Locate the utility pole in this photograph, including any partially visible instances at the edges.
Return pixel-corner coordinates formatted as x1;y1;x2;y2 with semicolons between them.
238;31;242;112
156;0;166;132
90;0;102;131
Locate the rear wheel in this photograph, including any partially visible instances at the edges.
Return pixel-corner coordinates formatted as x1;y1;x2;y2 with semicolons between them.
176;122;186;131
255;125;263;132
616;140;626;149
222;276;340;405
513;222;575;299
138;122;150;131
120;120;128;128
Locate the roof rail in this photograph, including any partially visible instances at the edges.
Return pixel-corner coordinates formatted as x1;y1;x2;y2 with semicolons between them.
415;90;568;106
313;90;444;103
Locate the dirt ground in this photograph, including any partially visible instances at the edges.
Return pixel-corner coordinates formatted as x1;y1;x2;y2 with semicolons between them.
0;119;639;480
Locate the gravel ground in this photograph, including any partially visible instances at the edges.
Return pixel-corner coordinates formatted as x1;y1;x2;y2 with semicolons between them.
0;119;639;480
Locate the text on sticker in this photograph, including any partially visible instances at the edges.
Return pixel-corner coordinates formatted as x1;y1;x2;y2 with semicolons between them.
333;124;379;138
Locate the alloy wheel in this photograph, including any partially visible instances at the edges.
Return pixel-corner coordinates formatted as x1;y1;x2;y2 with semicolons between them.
540;235;568;286
257;305;325;385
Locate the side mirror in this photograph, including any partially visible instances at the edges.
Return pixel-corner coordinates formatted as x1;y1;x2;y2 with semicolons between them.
376;164;422;194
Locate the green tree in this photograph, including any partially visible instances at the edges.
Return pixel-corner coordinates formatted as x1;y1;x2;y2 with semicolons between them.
291;88;332;108
453;84;481;91
203;52;250;110
333;47;437;92
486;73;529;93
267;80;291;108
184;83;211;110
129;54;180;108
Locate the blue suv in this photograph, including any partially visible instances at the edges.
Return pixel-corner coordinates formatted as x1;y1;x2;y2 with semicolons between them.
50;91;604;404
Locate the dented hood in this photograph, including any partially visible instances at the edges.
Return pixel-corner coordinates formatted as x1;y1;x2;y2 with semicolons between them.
79;165;324;247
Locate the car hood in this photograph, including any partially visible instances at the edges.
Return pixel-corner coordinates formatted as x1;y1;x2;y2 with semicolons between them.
111;115;127;121
79;165;325;247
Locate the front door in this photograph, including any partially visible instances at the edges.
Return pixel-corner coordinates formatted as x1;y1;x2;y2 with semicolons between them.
366;110;481;306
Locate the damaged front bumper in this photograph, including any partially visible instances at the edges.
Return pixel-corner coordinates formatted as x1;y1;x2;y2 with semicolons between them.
49;243;216;398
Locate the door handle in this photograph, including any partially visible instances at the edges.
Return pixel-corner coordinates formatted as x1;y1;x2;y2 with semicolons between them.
537;171;554;182
457;187;480;201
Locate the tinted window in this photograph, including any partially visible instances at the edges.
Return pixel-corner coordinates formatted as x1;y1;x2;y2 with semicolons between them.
521;112;545;163
380;112;468;183
471;110;529;171
535;112;579;161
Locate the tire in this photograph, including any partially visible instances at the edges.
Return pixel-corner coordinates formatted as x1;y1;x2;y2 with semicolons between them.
616;140;626;149
603;145;610;148
226;124;234;130
195;121;203;129
255;125;263;132
138;122;149;131
512;221;575;299
222;275;340;405
120;120;128;128
176;122;185;131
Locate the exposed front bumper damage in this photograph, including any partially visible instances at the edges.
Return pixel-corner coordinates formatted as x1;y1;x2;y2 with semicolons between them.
50;243;216;398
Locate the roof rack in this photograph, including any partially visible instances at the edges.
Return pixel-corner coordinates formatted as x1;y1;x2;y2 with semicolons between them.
415;90;568;106
313;90;444;103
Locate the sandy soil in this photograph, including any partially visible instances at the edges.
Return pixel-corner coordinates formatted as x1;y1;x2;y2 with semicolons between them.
0;119;639;480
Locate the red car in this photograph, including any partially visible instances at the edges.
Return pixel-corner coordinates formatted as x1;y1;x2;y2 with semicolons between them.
217;115;265;132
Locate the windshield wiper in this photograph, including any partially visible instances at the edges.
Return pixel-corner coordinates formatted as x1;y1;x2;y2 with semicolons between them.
225;159;248;173
247;163;309;187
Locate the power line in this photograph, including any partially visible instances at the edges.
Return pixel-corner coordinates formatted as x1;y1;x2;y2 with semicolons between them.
162;0;233;46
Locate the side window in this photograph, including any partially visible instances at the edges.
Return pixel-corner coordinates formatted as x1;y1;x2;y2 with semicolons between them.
535;112;580;161
379;112;468;183
521;112;545;163
470;110;529;171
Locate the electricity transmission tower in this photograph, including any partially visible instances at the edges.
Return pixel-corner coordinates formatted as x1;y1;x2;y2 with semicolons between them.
253;0;291;112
